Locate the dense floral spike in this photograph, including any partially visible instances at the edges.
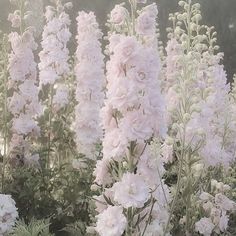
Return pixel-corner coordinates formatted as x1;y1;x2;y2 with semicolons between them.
39;2;71;87
195;181;236;236
38;1;72;167
74;11;104;159
8;1;42;163
163;1;236;169
161;1;236;235
93;1;169;235
0;194;18;235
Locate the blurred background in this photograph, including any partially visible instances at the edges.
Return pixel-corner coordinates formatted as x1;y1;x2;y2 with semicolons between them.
0;0;236;81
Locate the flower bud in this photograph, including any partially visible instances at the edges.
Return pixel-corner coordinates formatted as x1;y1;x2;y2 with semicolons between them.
211;179;218;188
91;184;99;191
183;113;191;122
165;136;174;145
195;14;202;22
178;1;185;7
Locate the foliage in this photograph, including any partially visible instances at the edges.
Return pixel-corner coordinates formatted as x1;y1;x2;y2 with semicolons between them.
62;220;87;236
10;218;53;236
5;162;94;235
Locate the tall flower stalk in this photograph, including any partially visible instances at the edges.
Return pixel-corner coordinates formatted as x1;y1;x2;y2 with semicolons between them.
163;0;236;235
93;1;169;235
39;0;72;167
7;0;42;170
74;11;104;160
0;35;10;193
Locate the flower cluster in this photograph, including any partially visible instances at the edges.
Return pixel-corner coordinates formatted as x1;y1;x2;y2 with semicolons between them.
184;64;234;167
74;11;104;159
93;2;169;235
164;1;236;169
161;1;236;234
37;1;72;167
136;3;159;47
195;187;236;236
8;3;41;161
39;1;71;87
96;206;127;236
0;194;18;235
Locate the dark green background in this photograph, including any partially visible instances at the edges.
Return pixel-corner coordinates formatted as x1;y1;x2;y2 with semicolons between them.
1;0;235;81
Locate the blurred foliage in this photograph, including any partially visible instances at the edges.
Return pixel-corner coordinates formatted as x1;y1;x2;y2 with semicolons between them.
5;162;94;235
62;220;87;236
10;218;53;236
225;166;236;235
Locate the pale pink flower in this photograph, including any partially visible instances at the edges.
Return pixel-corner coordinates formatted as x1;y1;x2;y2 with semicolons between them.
110;4;128;25
8;13;21;28
96;206;127;236
75;11;104;158
39;5;71;86
108;34;122;52
24;154;40;168
12;114;40;136
215;193;236;211
0;194;18;235
8;93;26;115
136;12;156;35
113;173;150;208
114;36;138;63
219;213;229;232
120;110;153;141
144;220;164;236
195;217;214;236
53;85;69;110
161;142;174;163
94;159;112;186
137;148;165;186
102;128;128;161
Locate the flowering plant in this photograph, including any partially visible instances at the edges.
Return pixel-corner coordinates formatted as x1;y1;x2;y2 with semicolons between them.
0;0;235;236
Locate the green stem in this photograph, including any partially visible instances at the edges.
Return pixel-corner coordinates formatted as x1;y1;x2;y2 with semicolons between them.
185;152;192;235
19;0;25;36
129;0;137;36
157;165;169;205
1;37;9;193
187;0;192;52
141;198;156;236
126;207;134;236
163;125;186;236
47;85;53;168
185;2;193;234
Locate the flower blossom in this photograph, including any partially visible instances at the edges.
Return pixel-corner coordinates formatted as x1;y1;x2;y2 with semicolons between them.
113;173;150;208
195;217;215;236
93;2;169;235
8;28;41;155
39;3;71;86
110;4;128;25
0;194;18;235
96;206;127;236
74;11;104;158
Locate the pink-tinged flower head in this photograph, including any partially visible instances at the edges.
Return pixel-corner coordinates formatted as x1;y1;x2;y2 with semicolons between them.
0;194;18;235
195;217;214;236
114;36;138;63
110;4;128;25
113;173;150;208
75;11;104;158
96;206;127;236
